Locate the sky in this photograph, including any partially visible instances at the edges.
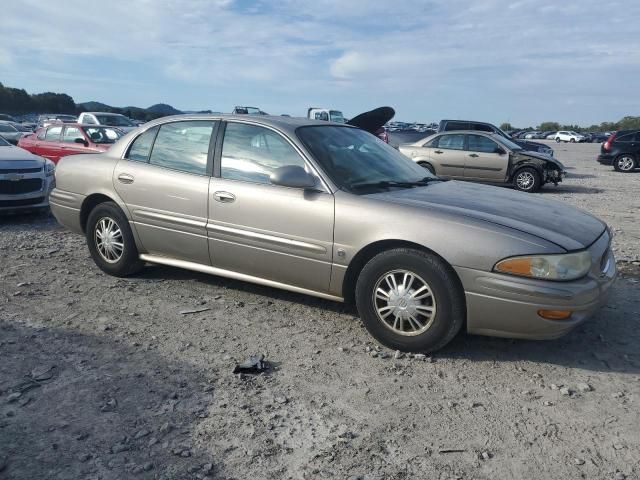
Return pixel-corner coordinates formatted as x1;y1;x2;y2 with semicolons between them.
2;0;639;126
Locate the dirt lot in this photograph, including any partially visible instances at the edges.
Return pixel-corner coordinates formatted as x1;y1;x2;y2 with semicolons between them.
1;142;639;480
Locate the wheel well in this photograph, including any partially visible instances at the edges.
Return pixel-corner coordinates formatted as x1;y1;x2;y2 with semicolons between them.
80;194;115;233
341;240;463;304
510;164;542;182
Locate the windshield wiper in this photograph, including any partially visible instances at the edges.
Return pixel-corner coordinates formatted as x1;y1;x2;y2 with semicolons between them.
351;177;441;191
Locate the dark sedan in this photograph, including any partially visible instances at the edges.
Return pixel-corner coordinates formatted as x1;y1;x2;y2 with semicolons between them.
597;130;639;172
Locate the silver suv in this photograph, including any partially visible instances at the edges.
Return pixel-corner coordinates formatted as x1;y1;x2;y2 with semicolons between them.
50;115;615;352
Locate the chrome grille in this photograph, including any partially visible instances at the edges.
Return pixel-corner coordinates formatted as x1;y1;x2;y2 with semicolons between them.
0;167;42;174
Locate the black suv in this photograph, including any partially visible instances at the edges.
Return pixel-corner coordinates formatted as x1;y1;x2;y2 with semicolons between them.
597;130;639;172
438;120;554;157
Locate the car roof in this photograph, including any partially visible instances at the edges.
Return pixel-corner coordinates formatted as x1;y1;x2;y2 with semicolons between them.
82;112;126;116
105;114;356;159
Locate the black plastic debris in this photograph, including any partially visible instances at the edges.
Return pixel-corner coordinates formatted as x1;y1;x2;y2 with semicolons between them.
233;354;268;374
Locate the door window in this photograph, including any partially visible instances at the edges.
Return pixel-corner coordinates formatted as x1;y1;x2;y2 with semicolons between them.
0;125;15;133
62;127;85;143
126;126;159;162
437;134;465;150
44;126;62;141
221;122;306;184
148;121;214;175
467;134;500;154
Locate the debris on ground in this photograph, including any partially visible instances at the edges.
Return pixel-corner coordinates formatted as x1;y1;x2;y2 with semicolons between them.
233;354;269;374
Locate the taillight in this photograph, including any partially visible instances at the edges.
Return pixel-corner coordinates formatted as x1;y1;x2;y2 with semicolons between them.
603;132;616;151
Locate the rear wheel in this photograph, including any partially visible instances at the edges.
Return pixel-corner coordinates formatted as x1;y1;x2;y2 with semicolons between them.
513;167;541;192
555;137;561;143
86;202;144;277
613;154;636;172
355;248;465;353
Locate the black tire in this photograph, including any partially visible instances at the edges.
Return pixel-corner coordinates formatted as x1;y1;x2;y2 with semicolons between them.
555;138;561;143
355;248;465;353
418;162;435;175
86;201;144;277
569;138;575;143
613;154;636;173
513;167;541;192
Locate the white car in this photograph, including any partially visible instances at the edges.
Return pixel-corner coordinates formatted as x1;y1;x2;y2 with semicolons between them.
77;112;138;133
555;131;585;143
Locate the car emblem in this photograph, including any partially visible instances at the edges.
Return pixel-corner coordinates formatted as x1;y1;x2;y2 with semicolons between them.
5;173;24;181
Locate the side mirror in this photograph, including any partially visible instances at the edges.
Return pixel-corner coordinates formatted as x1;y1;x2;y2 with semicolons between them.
270;165;317;189
74;138;89;147
494;147;506;155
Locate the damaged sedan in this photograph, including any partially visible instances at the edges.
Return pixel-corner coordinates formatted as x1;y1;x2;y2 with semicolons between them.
50;115;614;353
399;131;565;192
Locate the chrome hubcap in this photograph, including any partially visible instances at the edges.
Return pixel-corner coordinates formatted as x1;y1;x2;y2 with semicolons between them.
617;157;634;171
516;172;535;190
95;217;124;263
373;270;436;336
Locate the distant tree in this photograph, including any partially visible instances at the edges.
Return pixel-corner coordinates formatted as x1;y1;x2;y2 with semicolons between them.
500;122;513;131
538;122;560;131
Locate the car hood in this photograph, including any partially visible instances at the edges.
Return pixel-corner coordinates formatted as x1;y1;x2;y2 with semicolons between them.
347;107;395;134
0;145;45;168
513;150;565;170
369;181;605;251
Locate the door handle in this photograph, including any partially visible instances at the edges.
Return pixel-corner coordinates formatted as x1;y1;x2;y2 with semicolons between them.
214;191;236;203
434;150;443;154
468;153;479;157
117;173;135;184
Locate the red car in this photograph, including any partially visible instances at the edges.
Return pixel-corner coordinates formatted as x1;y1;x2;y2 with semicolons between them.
18;123;123;164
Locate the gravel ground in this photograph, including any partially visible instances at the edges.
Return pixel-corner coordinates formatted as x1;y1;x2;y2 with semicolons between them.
1;142;638;480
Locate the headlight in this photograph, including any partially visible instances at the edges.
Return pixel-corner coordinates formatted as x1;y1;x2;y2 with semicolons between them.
494;251;592;281
45;160;55;177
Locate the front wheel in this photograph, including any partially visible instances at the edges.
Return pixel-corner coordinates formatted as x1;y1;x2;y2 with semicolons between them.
86;201;144;277
555;138;561;143
613;155;636;172
355;248;465;353
513;167;541;192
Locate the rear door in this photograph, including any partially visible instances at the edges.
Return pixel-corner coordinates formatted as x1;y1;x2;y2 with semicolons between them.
430;133;466;178
36;125;63;162
206;121;334;293
113;120;217;265
464;134;509;181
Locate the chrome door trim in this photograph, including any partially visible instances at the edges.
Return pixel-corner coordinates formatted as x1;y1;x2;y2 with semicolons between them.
139;253;343;302
134;209;207;228
206;223;327;254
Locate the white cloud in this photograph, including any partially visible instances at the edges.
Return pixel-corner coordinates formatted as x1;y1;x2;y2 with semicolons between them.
1;0;639;123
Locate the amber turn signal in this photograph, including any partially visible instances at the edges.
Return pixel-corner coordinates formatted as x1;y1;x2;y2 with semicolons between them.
537;309;572;320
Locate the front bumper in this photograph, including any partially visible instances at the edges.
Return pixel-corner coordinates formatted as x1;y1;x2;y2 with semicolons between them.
597;154;614;165
455;231;616;340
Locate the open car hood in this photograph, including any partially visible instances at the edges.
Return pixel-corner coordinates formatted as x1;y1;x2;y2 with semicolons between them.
347;107;395;134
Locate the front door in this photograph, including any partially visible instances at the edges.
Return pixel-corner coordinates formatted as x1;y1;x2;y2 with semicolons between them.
431;133;466;178
60;125;90;157
113;120;217;265
207;121;334;293
463;134;509;181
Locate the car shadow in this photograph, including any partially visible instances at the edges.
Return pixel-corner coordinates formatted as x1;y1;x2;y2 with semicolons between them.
0;321;217;479
540;184;604;194
136;265;638;375
136;264;354;316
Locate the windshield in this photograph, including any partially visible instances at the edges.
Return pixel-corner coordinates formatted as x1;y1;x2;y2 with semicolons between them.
493;134;522;151
96;114;134;127
329;111;345;123
297;126;438;194
82;127;123;144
